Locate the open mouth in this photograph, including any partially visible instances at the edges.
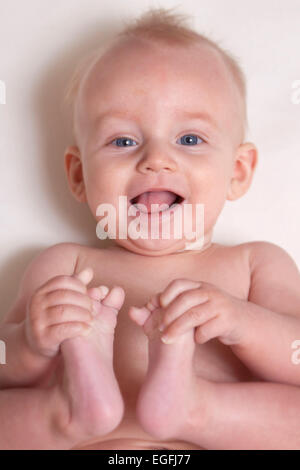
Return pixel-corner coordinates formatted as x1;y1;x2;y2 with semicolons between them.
129;190;185;214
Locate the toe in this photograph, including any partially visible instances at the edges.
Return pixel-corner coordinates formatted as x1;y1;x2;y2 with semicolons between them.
87;286;109;301
128;306;151;326
101;286;125;312
147;294;160;310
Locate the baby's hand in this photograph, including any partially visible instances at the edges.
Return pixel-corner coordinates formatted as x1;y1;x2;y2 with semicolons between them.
24;267;104;358
157;279;249;346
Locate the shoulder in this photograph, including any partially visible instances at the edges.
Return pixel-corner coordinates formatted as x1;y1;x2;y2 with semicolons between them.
245;241;300;315
22;242;82;278
221;240;299;274
216;240;299;285
211;241;252;267
246;240;299;275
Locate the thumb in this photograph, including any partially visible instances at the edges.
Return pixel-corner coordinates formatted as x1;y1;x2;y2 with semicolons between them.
74;267;94;285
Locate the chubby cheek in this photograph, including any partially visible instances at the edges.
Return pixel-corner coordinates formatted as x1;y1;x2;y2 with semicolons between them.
190;162;231;227
83;160;133;229
83;162;117;216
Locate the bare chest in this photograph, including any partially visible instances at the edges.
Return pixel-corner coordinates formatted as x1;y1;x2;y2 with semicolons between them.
77;243;256;409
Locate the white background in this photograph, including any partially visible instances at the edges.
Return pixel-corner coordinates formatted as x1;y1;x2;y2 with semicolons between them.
1;0;300;317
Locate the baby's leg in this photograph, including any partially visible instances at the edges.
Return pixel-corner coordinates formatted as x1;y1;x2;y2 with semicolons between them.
54;284;125;443
130;299;300;449
178;379;300;450
0;337;121;450
0;356;122;450
129;298;197;440
0;386;73;449
0;286;125;449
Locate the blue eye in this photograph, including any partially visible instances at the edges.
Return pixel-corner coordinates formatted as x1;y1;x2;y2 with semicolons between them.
111;137;137;147
178;134;204;145
110;134;204;147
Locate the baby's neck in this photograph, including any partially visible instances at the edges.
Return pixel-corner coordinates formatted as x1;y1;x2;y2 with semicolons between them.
101;238;214;257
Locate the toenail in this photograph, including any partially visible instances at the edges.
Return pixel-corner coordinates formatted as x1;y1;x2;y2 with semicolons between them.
161;334;175;344
99;285;109;297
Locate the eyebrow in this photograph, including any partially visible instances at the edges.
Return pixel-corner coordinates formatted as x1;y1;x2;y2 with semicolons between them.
175;110;219;131
93;111;137;128
93;109;219;133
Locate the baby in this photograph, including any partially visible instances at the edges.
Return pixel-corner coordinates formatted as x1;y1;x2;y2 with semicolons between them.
2;7;300;450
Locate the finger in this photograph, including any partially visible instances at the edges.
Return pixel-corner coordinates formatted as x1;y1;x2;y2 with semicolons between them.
73;267;94;285
148;294;160;310
143;306;164;337
194;316;221;344
160;301;215;343
36;275;89;296
44;304;94;326
160;288;209;330
47;322;92;346
45;289;93;312
159;279;202;308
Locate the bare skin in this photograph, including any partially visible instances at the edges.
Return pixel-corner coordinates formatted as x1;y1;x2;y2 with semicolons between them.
2;38;300;449
0;262;125;449
2;239;300;449
72;241;300;450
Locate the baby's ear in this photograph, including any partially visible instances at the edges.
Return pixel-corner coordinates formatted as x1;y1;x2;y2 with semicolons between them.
64;145;87;203
227;142;258;201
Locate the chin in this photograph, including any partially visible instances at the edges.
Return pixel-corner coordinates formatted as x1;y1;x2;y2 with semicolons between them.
117;238;184;256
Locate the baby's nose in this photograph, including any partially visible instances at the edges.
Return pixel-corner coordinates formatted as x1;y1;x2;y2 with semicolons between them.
137;148;177;174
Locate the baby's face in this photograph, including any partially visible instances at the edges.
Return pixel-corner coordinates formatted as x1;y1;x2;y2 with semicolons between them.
65;39;256;256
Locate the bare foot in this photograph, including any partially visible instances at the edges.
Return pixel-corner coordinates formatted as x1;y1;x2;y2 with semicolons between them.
129;294;198;440
60;284;125;439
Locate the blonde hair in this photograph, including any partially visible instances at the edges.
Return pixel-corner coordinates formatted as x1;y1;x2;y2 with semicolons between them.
64;6;248;141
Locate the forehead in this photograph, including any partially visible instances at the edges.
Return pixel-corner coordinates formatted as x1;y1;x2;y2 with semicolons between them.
75;39;241;139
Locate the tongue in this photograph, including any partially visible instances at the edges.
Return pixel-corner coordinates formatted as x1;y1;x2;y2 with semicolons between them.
134;191;177;213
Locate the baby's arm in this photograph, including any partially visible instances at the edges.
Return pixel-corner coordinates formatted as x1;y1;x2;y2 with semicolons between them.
0;243;121;449
0;243;81;388
0;382;75;449
0;243;90;449
180;375;300;449
230;241;300;385
0;335;114;449
155;242;300;386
